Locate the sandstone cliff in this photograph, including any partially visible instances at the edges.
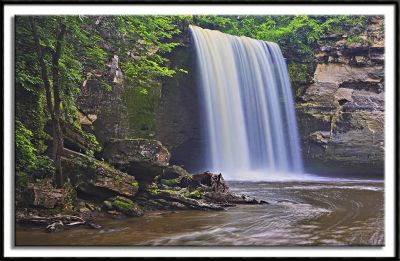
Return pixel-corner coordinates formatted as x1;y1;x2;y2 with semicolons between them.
296;16;384;177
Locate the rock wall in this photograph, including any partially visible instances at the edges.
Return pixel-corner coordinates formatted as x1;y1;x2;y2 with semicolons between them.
76;19;385;178
155;44;207;172
77;80;130;146
296;17;384;177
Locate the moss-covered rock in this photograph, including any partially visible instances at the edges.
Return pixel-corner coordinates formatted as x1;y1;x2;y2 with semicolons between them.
61;120;101;155
61;149;139;199
103;196;143;217
158;165;201;189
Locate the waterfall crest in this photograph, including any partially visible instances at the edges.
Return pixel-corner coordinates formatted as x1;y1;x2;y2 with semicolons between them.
190;25;304;179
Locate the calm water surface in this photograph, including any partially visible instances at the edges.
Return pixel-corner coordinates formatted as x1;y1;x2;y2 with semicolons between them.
16;180;384;246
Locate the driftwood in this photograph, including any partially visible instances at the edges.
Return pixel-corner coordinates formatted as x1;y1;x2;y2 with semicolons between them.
17;213;101;232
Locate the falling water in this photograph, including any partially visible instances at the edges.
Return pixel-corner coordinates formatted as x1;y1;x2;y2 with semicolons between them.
190;25;304;180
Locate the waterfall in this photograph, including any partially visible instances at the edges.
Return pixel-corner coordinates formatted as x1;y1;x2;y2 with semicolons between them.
190;25;304;180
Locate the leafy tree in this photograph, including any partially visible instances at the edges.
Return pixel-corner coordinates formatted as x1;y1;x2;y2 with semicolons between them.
16;15;186;185
15;121;54;187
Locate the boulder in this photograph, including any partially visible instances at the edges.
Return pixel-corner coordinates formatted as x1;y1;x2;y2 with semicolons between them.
24;181;64;209
102;138;170;182
61;149;139;199
61;120;101;154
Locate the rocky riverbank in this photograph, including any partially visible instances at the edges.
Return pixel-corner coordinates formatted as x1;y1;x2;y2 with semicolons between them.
16;138;265;233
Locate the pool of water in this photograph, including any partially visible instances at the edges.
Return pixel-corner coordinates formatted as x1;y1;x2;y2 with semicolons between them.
15;180;384;246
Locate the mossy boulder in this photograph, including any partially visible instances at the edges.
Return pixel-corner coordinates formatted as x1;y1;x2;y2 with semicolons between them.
158;165;201;189
102;138;170;182
61;149;139;199
103;196;143;216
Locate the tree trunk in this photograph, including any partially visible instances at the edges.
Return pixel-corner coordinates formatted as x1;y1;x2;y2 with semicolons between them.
29;17;66;188
51;22;67;187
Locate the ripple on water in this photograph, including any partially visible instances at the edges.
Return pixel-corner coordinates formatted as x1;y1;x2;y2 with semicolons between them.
15;181;384;246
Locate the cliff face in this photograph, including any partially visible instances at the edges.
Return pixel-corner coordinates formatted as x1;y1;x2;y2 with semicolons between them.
77;19;385;178
155;45;207;172
77;80;129;146
296;16;384;177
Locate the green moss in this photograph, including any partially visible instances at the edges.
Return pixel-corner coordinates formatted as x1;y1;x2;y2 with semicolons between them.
288;62;312;84
160;178;180;186
132;180;139;188
184;189;203;199
104;196;143;216
160;189;177;195
146;183;161;196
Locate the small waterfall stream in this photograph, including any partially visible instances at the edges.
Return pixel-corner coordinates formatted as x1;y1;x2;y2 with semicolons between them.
190;25;304;180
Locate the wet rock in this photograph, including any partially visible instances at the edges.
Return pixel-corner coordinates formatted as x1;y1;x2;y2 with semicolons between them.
102;138;170;182
62;149;139;199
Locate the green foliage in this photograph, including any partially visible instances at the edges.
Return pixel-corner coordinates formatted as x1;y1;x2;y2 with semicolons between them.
62;178;77;211
288;62;312;83
15;121;54;186
106;16;186;135
346;35;370;46
194;15;375;84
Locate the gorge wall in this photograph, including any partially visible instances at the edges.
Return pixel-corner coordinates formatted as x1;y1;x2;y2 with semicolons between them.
296;16;384;177
76;18;385;178
154;19;385;178
155;44;207;172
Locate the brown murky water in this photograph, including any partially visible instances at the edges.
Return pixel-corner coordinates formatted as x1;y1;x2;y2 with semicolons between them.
15;180;384;246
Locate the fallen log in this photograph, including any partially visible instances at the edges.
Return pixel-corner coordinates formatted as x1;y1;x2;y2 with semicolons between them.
16;213;101;232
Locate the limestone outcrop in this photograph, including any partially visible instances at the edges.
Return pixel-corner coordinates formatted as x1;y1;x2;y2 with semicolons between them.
61;149;139;198
296;16;384;177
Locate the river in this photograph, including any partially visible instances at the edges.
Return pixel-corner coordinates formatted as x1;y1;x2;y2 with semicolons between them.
16;180;384;246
